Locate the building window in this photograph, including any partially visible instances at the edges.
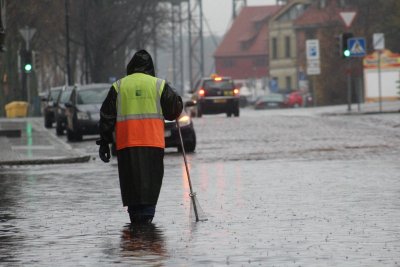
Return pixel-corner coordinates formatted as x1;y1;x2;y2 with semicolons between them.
254;56;267;67
222;59;235;68
241;40;251;51
285;36;291;58
272;37;278;59
319;0;327;8
285;76;292;91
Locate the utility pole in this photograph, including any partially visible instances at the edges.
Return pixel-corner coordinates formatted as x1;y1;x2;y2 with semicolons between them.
179;2;184;95
199;0;204;78
65;0;72;86
187;0;204;89
160;0;204;91
232;0;247;19
83;0;89;84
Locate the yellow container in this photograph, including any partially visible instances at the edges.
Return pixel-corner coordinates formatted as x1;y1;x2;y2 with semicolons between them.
5;101;29;118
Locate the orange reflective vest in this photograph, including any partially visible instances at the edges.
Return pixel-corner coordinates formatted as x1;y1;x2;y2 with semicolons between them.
113;73;165;150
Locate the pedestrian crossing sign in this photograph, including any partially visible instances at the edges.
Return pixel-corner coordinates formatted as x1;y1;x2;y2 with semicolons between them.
348;37;366;57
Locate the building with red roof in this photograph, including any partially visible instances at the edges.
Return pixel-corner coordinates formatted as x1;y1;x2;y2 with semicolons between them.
292;0;362;105
214;5;282;82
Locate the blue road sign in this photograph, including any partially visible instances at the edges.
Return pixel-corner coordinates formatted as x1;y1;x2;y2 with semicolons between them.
348;37;366;57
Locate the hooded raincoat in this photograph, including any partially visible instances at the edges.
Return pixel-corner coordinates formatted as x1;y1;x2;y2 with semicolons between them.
99;50;182;208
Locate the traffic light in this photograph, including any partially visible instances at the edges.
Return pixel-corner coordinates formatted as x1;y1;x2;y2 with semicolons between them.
20;49;33;73
341;32;353;58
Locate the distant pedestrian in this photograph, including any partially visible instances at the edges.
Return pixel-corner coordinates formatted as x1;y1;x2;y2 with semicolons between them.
97;49;183;224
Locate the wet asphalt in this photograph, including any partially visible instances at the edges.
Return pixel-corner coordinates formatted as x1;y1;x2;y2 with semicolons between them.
0;103;400;266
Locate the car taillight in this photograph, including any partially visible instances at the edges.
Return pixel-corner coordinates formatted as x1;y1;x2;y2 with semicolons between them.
199;88;205;97
233;88;239;96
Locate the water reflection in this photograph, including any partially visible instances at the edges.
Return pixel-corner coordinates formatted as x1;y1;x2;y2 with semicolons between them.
26;121;33;158
120;223;167;263
0;173;22;264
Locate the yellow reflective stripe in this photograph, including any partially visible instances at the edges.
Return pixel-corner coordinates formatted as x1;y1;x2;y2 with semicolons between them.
117;113;164;122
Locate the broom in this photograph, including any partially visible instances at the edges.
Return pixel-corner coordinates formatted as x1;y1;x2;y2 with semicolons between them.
176;119;207;222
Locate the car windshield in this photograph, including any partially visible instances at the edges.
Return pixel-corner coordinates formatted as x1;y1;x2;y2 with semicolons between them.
262;94;285;101
59;89;72;104
77;87;109;104
203;80;234;90
49;89;61;101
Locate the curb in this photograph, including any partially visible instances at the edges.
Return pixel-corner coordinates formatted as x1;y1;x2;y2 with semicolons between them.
321;109;400;116
0;155;92;166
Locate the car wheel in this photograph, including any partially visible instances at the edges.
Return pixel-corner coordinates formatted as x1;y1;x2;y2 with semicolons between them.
234;108;240;117
66;129;82;142
44;115;52;128
185;141;196;152
178;141;196;153
197;105;202;118
66;129;75;141
178;131;196;153
226;112;232;117
75;131;83;141
56;121;64;136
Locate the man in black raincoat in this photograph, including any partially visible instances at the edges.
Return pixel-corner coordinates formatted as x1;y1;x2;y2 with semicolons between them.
97;49;183;224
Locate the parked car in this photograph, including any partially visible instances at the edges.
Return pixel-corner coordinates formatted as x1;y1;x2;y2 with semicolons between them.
254;93;286;109
65;84;109;141
54;86;73;135
43;86;64;128
111;110;197;155
284;90;303;108
189;75;240;117
303;92;314;107
165;110;196;152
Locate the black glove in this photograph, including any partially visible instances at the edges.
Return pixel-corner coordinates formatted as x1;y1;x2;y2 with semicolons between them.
96;140;110;163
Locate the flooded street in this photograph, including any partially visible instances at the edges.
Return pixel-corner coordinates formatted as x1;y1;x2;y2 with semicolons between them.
1;107;400;266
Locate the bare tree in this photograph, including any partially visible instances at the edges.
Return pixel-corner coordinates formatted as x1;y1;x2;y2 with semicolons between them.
1;0;170;96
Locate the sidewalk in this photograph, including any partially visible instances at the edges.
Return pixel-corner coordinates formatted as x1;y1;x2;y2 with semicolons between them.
317;100;400;116
0;117;90;166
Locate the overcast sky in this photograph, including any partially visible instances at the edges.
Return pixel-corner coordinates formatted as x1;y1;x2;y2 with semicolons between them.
202;0;278;36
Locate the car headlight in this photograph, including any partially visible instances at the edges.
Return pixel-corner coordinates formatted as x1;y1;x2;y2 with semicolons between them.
77;111;89;120
178;115;191;127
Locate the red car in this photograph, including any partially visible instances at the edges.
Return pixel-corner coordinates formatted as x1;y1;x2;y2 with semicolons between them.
284;91;303;108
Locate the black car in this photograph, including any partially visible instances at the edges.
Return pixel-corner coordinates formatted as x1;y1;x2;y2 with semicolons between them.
54;86;73;136
190;75;240;117
111;110;197;155
65;84;109;141
43;86;64;128
165;111;196;152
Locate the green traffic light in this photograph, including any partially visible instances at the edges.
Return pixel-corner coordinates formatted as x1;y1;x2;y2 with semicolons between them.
343;50;351;57
24;63;32;72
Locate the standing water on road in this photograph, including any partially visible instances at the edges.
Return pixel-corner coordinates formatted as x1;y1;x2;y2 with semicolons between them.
1;108;400;266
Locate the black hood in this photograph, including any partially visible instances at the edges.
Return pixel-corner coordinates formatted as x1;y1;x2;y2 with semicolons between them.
126;49;155;77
